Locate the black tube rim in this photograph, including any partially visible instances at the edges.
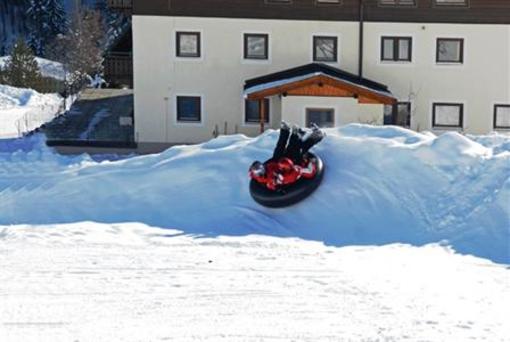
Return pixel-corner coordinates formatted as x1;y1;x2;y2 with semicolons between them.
249;153;325;208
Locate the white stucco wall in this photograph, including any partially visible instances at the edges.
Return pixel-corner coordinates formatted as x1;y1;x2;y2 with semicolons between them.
132;16;360;144
133;16;510;144
363;22;510;134
281;96;383;127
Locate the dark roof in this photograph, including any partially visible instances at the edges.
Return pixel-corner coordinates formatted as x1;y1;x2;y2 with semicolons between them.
133;0;510;25
244;63;391;95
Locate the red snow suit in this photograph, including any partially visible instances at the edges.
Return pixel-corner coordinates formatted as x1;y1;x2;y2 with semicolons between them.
250;157;317;191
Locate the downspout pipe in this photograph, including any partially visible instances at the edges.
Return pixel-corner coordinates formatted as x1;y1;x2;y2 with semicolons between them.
358;0;364;78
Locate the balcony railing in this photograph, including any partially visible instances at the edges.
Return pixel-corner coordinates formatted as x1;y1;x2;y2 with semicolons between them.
104;53;133;88
107;0;132;10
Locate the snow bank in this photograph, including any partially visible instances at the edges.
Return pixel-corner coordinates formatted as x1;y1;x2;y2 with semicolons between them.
0;84;63;138
0;222;507;342
0;125;509;263
0;56;66;81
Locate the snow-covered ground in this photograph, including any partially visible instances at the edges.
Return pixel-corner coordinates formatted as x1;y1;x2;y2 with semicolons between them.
1;125;508;262
0;56;67;81
0;125;509;341
0;84;64;138
0;222;508;342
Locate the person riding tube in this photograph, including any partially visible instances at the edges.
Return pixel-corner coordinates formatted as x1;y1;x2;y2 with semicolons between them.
249;122;325;192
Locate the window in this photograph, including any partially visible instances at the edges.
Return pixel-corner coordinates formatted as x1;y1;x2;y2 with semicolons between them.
433;103;463;128
313;36;338;63
436;38;464;63
316;0;342;4
381;37;412;62
306;108;335;128
494;105;510;129
434;0;468;6
265;0;292;3
379;0;416;6
384;105;394;125
384;102;411;127
177;96;201;122
176;32;201;58
244;34;269;60
245;99;270;123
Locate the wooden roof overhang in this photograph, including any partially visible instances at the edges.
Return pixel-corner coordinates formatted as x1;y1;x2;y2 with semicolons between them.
243;63;397;132
245;73;397;106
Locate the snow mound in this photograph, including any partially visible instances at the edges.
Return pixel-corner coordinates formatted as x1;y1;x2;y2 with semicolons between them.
0;84;60;110
0;125;509;263
0;85;63;138
0;56;66;81
468;132;510;155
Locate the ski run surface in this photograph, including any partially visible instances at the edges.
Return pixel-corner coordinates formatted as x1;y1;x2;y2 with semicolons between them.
0;222;508;342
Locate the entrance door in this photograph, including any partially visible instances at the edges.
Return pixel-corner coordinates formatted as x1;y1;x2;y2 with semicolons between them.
384;102;411;127
306;108;335;128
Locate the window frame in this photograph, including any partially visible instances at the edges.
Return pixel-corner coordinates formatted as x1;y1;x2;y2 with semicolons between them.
432;102;464;129
243;33;269;60
265;0;292;4
176;31;201;58
312;35;338;63
176;95;202;123
436;38;464;64
494;104;510;130
380;36;413;62
315;0;343;6
378;0;417;7
433;0;469;7
306;107;335;128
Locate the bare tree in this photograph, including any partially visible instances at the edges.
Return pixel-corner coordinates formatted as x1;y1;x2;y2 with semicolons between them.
46;7;106;95
405;82;422;131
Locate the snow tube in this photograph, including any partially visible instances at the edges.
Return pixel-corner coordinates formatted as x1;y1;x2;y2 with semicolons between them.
249;153;325;208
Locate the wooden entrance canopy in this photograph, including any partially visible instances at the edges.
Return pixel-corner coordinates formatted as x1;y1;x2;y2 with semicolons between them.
244;63;397;132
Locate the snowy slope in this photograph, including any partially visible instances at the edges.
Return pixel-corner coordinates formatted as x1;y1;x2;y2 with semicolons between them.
0;125;509;263
0;84;63;138
0;56;67;80
0;222;508;342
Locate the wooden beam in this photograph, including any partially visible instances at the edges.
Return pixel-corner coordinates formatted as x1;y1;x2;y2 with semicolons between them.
259;98;265;133
246;74;397;105
317;75;396;105
247;76;322;101
358;96;382;104
286;83;354;97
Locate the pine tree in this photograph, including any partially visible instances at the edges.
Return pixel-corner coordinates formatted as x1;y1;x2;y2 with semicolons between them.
26;0;49;56
46;0;67;40
26;0;67;57
3;38;41;88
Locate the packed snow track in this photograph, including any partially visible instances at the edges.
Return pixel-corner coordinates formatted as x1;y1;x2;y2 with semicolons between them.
0;223;508;342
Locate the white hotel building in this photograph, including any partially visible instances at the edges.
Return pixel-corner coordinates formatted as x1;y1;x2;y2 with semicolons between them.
131;0;510;147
